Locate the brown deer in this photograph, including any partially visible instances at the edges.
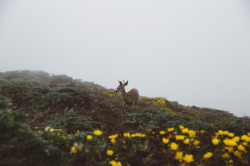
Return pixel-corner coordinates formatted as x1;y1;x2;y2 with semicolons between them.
115;80;139;114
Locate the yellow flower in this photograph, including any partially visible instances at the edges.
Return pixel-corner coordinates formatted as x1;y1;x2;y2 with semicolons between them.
123;133;131;138
111;138;116;144
109;160;122;166
222;153;230;159
223;139;237;146
228;133;234;137
184;138;190;144
225;146;234;153
71;146;77;153
217;130;223;135
193;140;200;146
107;150;114;156
162;137;169;144
109;134;118;139
241;135;250;142
223;131;229;135
234;150;242;158
200;130;205;134
179;125;184;130
93;130;102;136
203;152;213;159
175;151;183;162
175;135;185;140
159;130;166;135
86;135;93;140
188;130;196;138
167;127;175;132
182;128;189;134
212;138;220;145
183;154;194;163
238;144;247;152
232;136;240;142
171;142;179;151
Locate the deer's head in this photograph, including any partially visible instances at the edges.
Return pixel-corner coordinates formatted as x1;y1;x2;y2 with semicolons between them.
115;80;128;93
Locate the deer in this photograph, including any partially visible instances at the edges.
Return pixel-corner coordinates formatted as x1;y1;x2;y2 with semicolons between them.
115;80;139;114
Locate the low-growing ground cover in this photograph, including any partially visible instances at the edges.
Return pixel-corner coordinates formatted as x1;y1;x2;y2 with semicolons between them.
0;72;250;166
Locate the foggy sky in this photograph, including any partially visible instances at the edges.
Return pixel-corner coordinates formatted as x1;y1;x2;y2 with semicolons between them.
0;0;250;117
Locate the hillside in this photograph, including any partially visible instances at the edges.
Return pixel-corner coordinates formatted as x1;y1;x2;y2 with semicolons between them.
0;70;250;166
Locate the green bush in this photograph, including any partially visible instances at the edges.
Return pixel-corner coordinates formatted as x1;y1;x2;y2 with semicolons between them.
0;82;32;108
0;109;69;166
41;110;99;133
45;87;90;109
0;95;12;109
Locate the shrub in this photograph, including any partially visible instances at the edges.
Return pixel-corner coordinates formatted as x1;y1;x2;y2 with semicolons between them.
0;109;69;166
0;82;32;108
41;110;99;133
45;87;91;109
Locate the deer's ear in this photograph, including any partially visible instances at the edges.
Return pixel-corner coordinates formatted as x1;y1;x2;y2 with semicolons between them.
124;81;128;86
119;80;122;85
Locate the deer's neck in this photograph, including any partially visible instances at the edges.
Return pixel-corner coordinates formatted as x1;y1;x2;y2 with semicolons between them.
120;88;128;99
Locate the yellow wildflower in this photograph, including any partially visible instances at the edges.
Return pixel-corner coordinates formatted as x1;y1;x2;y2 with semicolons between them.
241;135;250;142
182;128;189;134
200;130;205;134
109;160;122;166
184;138;190;144
175;135;185;140
222;153;230;159
93;130;102;136
171;142;179;151
203;152;213;159
193;140;200;146
212;138;220;145
228;133;234;137
123;133;131;138
225;146;234;153
86;135;93;140
243;142;248;146
238;144;247;152
175;151;183;162
232;136;240;142
179;125;184;130
109;134;118;139
223;139;237;146
111;138;116;144
107;150;114;156
183;154;194;163
159;130;167;135
188;130;196;138
162;137;169;144
71;146;77;153
167;127;175;132
217;130;223;135
223;130;229;135
234;150;242;158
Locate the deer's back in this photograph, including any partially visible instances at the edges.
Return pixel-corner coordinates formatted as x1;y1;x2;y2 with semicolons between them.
127;88;139;99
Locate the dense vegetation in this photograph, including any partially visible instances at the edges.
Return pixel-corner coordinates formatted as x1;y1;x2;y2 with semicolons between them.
0;70;250;166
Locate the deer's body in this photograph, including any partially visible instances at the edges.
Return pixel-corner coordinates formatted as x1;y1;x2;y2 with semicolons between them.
115;81;139;113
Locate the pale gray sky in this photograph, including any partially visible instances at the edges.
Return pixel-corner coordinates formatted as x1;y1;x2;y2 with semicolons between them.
0;0;250;117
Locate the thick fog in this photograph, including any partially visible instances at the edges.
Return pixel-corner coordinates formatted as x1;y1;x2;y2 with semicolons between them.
0;0;250;116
